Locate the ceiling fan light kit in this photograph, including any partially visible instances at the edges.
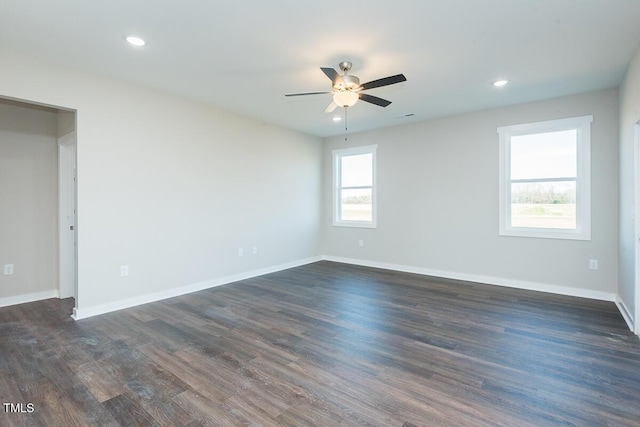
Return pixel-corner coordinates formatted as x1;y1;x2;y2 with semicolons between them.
285;61;407;112
333;90;359;107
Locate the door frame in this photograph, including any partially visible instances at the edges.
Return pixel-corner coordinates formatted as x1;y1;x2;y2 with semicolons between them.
636;122;640;335
58;129;77;300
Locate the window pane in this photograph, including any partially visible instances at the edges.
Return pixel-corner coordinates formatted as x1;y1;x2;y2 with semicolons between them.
340;188;372;222
341;153;372;187
511;130;577;180
511;181;576;229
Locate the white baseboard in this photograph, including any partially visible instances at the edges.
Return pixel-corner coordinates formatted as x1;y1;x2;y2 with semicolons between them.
615;295;635;332
69;253;631;333
0;289;59;308
72;256;323;320
322;256;617;302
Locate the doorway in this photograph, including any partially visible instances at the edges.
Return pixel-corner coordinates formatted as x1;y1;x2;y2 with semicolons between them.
0;97;77;310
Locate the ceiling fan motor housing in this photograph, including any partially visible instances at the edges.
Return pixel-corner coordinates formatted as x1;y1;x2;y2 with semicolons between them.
335;75;360;90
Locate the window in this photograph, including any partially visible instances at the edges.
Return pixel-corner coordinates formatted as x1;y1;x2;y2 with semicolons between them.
333;145;377;228
498;116;592;240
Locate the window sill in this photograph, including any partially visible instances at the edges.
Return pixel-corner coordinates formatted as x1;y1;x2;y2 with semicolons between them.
500;227;590;241
333;221;377;229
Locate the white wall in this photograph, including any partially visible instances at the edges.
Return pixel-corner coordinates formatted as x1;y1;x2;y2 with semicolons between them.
618;44;640;326
323;89;619;299
0;99;59;304
0;51;323;317
0;49;623;318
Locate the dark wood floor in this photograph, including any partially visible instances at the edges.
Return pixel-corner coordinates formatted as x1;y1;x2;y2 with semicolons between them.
1;261;639;426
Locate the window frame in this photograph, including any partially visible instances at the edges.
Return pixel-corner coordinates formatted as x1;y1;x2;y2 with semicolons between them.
332;144;377;228
498;115;592;240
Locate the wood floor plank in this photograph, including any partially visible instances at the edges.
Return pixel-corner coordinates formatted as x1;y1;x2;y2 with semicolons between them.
26;378;116;427
134;396;197;427
172;389;240;426
138;345;230;403
103;393;159;427
1;261;639;426
74;361;125;403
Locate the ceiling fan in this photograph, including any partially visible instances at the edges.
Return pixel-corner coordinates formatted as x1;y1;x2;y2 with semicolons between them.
285;61;407;113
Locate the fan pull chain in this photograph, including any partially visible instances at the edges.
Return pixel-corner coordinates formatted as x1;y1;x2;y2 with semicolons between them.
344;107;348;142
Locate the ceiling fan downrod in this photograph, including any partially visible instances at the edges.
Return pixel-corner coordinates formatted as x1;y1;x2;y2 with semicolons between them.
339;61;352;74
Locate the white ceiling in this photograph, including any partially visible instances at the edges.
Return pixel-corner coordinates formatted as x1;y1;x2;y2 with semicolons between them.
1;0;640;137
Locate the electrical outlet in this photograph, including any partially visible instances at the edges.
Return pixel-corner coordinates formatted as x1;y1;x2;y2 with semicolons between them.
589;259;599;270
358;240;364;247
3;264;14;275
120;265;129;276
252;247;258;255
238;248;244;257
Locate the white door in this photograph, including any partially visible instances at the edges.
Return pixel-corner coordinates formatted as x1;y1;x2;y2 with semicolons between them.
58;132;76;299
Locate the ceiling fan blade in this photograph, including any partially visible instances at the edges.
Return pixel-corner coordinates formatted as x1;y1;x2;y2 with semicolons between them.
321;67;344;86
359;93;392;107
324;101;338;113
285;91;331;97
321;67;339;82
361;74;407;90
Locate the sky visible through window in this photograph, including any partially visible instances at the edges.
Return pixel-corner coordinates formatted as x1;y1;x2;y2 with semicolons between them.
511;130;577;180
341;154;372;187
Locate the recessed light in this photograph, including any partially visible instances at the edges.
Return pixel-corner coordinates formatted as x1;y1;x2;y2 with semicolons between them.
332;116;342;122
493;79;509;87
126;36;146;46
